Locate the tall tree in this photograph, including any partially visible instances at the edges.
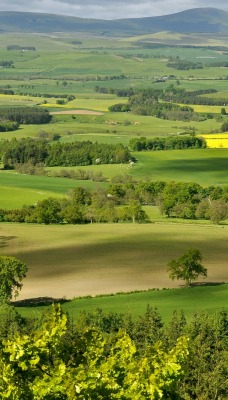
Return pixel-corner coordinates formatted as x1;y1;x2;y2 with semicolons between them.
0;256;27;303
167;248;207;286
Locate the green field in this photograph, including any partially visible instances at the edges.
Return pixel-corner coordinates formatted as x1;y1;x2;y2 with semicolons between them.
0;33;228;316
0;171;106;208
14;284;228;322
0;147;227;209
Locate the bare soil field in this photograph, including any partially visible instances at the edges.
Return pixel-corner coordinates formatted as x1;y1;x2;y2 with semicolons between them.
0;223;227;300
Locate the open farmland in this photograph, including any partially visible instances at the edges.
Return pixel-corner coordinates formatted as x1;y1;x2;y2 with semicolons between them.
201;133;228;148
0;30;228;317
0;223;227;301
0;147;227;210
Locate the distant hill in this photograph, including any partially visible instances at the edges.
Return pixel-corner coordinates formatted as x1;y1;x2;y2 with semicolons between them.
0;8;228;36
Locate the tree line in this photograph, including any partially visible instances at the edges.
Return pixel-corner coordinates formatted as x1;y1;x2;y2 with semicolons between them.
108;85;228;119
0;107;51;125
166;58;203;70
129;135;206;151
0;60;14;68
1;138;132;169
7;45;36;51
0;180;227;224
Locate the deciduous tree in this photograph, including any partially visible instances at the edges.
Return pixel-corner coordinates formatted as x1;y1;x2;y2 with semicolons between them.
0;256;27;303
168;248;207;286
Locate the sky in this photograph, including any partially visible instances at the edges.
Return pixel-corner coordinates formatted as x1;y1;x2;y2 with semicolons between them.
0;0;227;20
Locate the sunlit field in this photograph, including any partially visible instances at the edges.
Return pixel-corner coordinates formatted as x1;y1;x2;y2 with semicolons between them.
201;133;228;148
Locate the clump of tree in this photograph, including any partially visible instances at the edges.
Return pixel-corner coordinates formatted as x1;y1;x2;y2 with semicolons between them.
1;138;132;169
0;107;51;125
166;57;203;70
0;88;14;95
1;180;227;225
168;248;207;286
0;120;19;132
0;60;14;68
109;87;208;121
108;103;131;112
95;85;134;97
0;256;27;304
129;135;206;151
109;86;228;119
7;45;36;51
2;138;49;168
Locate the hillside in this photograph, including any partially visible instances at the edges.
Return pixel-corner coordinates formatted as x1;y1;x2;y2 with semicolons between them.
0;8;228;36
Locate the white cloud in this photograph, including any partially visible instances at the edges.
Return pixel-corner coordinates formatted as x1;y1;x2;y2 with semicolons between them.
0;0;227;19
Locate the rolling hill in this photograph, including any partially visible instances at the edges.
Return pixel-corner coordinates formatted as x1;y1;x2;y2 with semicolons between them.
0;8;228;37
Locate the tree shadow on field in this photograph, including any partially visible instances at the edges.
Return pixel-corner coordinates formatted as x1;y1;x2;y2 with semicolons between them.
12;297;70;307
180;281;226;288
0;236;17;248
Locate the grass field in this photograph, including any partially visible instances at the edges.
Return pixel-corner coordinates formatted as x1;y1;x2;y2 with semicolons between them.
0;223;227;302
0;171;107;208
0;148;227;209
131;149;228;185
14;284;228;322
0;33;228;319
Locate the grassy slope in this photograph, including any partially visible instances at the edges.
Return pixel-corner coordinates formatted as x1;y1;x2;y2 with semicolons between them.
15;284;228;322
0;34;227;319
0;148;227;209
0;223;227;302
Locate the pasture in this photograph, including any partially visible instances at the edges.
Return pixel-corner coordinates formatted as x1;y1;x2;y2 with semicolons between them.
14;284;228;322
47;148;228;186
131;148;228;185
0;147;227;210
0;171;106;208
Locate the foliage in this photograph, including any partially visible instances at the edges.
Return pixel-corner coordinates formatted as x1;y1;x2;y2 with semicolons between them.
0;180;227;224
1;138;132;168
0;305;189;399
168;248;207;286
0;256;28;303
0;107;51;124
221;120;228;132
129;135;206;151
166;58;203;70
0;120;19;132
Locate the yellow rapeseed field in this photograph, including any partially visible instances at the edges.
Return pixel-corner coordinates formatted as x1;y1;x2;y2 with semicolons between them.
200;133;228;148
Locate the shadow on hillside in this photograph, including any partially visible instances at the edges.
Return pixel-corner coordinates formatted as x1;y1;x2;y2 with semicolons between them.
12;297;70;307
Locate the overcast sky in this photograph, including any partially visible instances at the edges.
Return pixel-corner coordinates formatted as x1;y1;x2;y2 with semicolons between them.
0;0;227;20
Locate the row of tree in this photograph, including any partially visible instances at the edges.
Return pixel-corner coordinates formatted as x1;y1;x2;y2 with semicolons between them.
0;107;51;125
1;138;132;168
1;181;227;224
166;58;203;70
129;135;206;151
109;86;228;117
